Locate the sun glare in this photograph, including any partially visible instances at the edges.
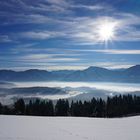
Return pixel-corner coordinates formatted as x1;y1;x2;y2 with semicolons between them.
97;20;117;42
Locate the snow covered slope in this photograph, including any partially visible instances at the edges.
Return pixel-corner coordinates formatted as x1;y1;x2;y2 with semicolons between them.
0;115;140;140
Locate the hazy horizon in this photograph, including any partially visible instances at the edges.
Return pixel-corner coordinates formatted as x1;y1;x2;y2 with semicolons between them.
0;64;139;71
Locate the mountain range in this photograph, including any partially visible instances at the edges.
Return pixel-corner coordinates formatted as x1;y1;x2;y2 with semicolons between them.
0;65;140;83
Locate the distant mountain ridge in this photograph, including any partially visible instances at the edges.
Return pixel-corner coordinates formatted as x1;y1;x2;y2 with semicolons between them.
0;65;140;83
0;87;66;95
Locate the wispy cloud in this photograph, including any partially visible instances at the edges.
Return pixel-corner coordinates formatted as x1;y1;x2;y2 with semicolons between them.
46;65;87;70
70;4;107;11
0;52;136;70
0;35;12;43
81;49;140;55
45;0;69;6
18;53;81;63
20;31;65;40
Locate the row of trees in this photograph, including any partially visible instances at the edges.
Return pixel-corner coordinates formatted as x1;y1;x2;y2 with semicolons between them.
0;94;140;117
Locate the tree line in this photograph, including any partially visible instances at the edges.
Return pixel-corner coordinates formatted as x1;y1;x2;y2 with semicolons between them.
0;94;140;117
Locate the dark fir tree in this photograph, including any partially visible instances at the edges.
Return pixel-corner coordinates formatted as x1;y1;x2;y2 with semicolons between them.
14;99;25;115
1;95;140;117
55;99;69;116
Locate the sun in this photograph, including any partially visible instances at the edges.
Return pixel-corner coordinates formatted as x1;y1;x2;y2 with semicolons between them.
97;20;117;42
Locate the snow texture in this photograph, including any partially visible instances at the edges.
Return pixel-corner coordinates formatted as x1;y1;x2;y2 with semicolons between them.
0;115;140;140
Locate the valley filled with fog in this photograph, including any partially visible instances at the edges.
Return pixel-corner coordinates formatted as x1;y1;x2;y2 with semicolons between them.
0;81;140;105
14;81;140;92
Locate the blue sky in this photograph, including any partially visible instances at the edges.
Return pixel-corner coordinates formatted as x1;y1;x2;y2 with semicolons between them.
0;0;140;70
